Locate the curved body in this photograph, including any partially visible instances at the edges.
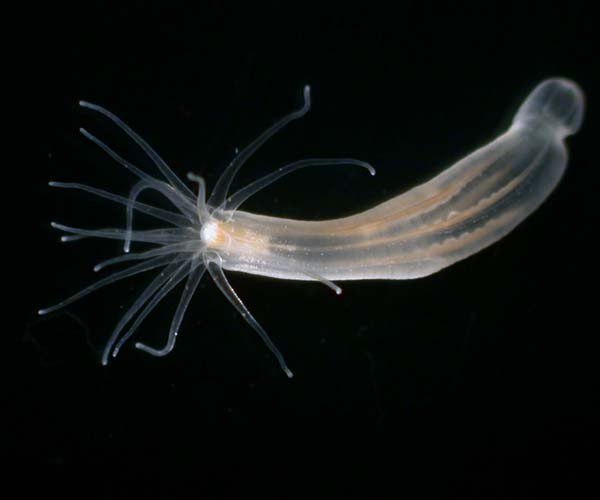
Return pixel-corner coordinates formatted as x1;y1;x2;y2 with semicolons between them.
42;78;584;376
210;79;584;281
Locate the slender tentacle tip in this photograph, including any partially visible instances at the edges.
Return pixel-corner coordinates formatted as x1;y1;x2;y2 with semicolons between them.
40;78;582;377
302;85;311;110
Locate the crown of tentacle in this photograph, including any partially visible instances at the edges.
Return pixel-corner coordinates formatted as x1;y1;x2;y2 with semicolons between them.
40;87;375;377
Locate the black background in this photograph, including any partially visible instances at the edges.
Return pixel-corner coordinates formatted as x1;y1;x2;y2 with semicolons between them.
14;1;598;498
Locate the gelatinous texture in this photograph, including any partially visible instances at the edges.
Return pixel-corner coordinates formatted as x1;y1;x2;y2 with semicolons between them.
43;79;583;376
214;79;584;281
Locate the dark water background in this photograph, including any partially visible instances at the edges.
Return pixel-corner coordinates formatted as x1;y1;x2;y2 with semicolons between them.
14;2;598;498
